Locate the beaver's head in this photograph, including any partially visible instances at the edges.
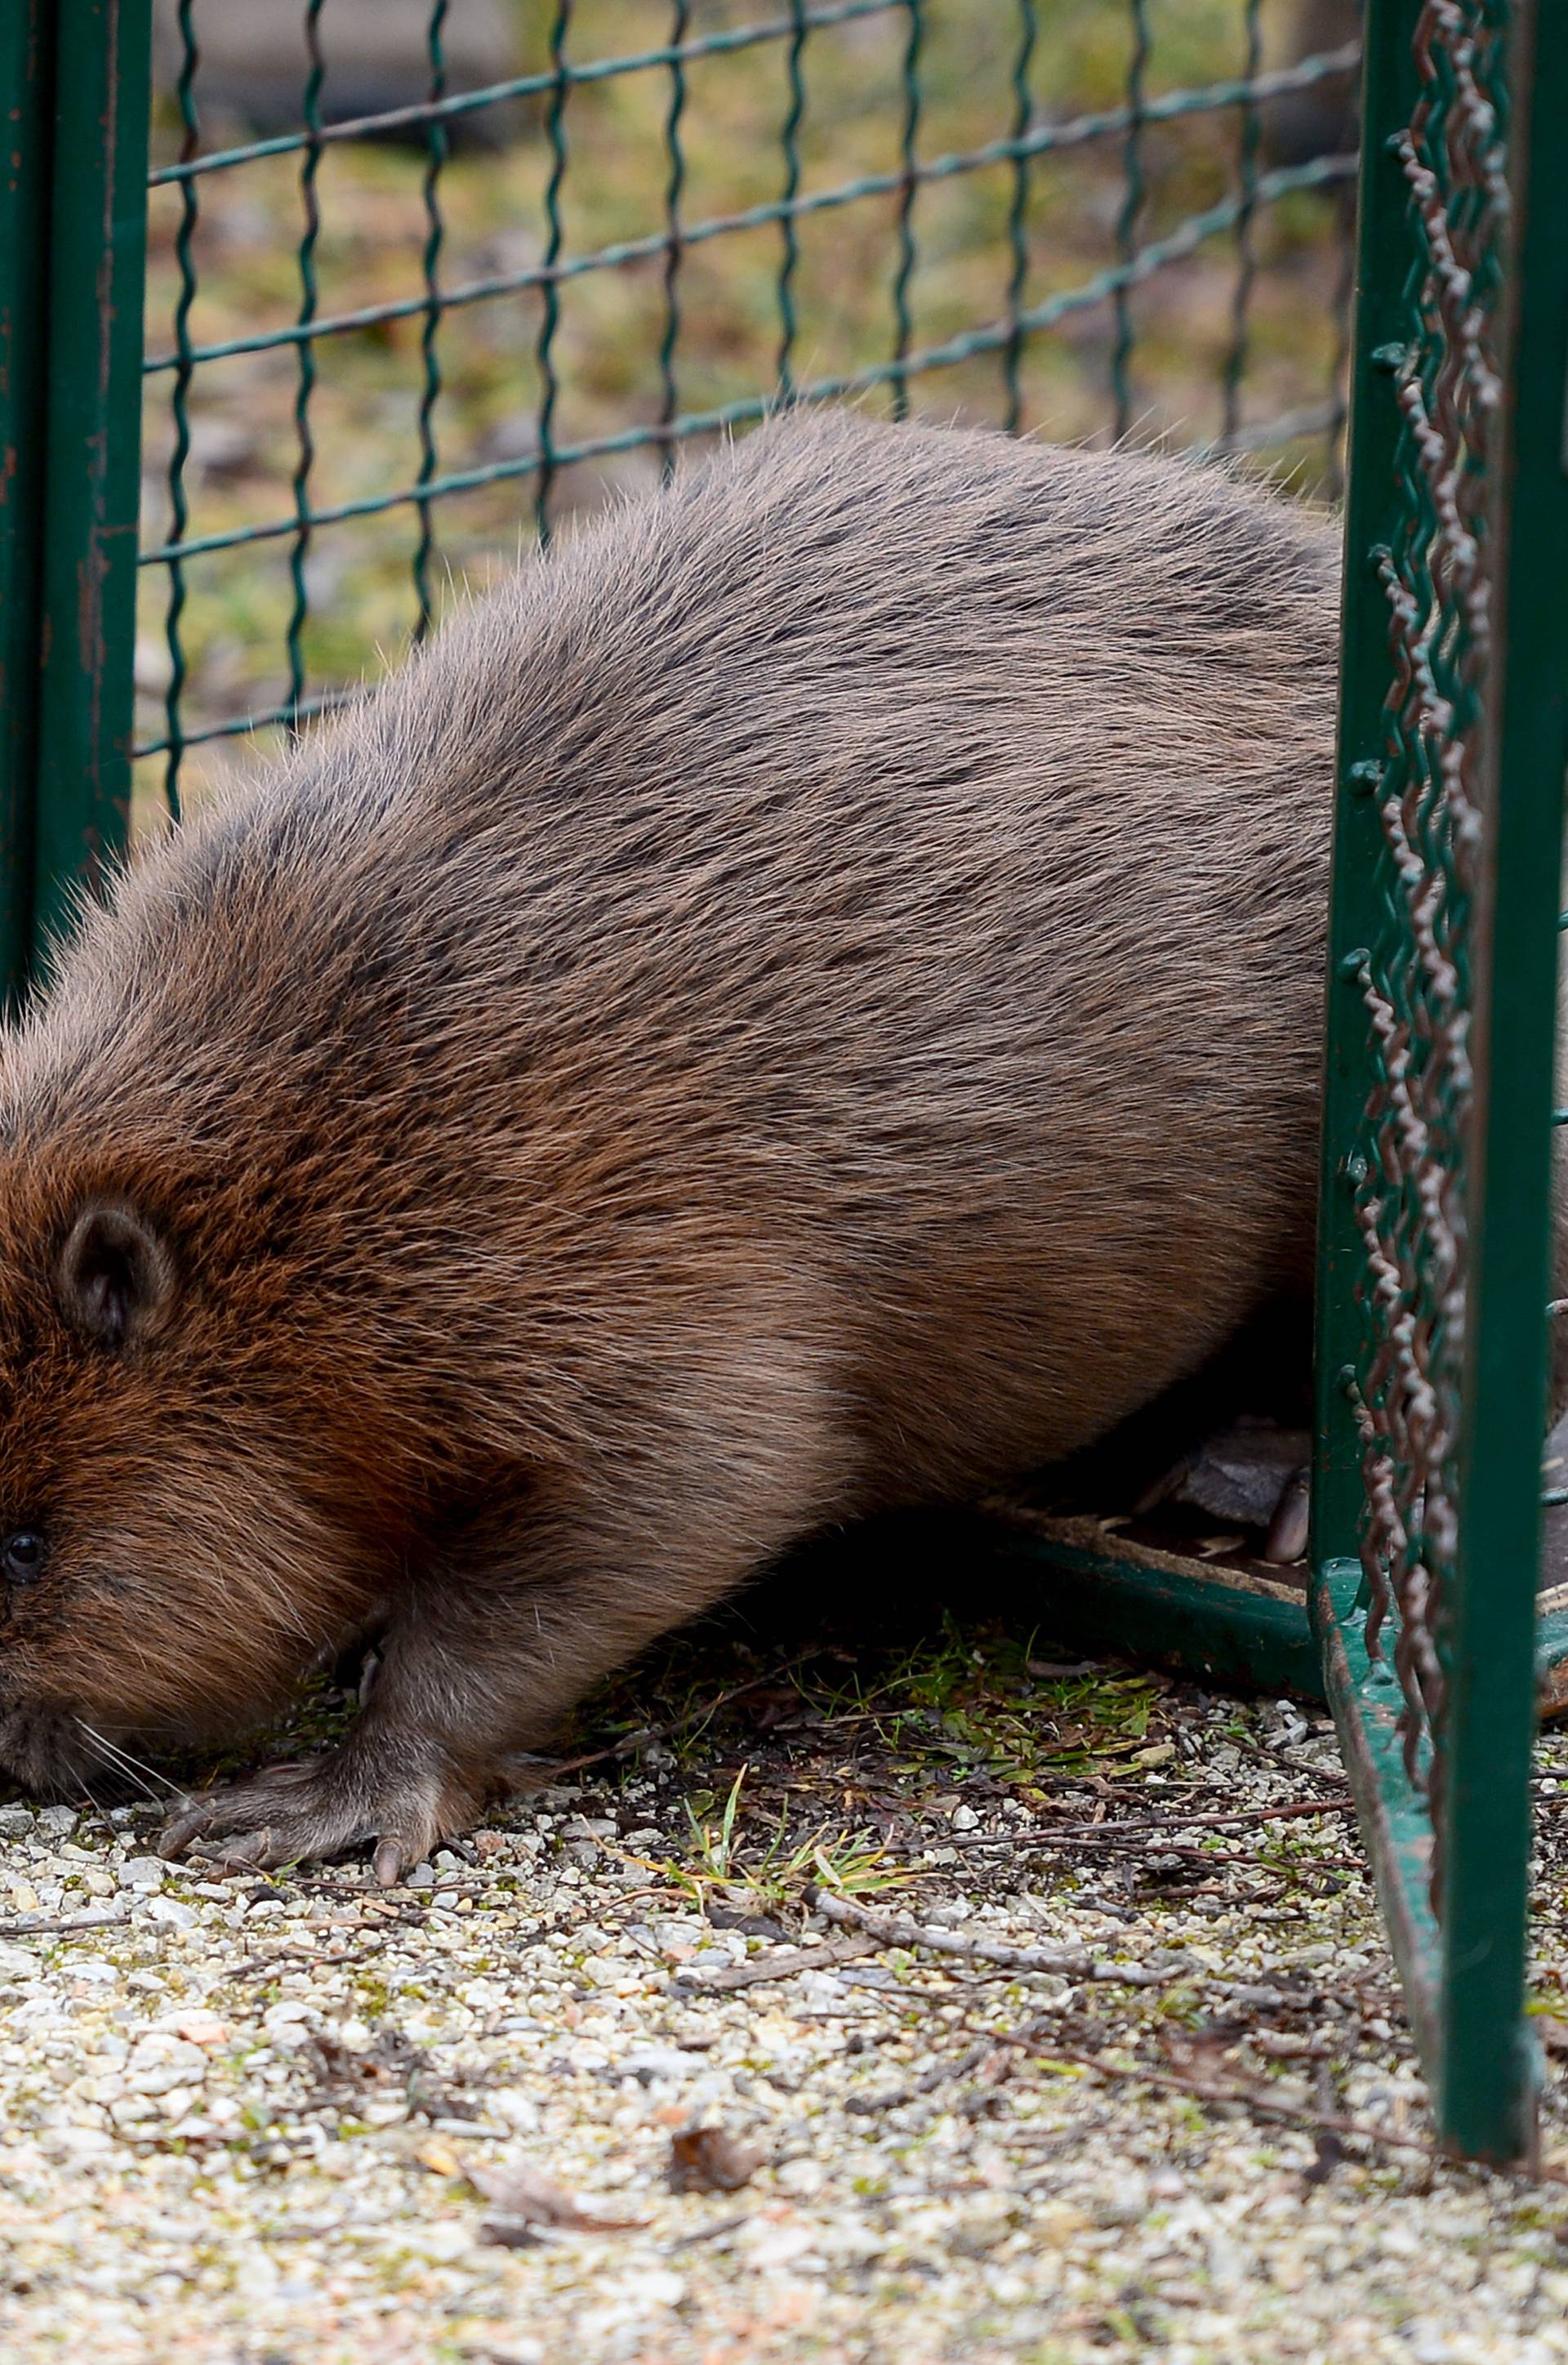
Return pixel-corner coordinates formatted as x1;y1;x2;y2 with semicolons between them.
0;1170;395;1802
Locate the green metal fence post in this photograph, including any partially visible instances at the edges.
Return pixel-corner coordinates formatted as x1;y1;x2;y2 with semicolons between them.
1309;0;1441;2076
0;0;53;1006
1312;0;1568;2165
30;0;153;971
1440;0;1568;2165
1312;0;1420;1591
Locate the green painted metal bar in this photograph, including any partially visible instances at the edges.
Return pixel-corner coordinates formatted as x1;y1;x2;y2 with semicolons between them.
0;0;52;1006
1110;0;1151;443
657;0;691;472
888;0;923;423
283;2;326;725
1314;0;1568;2164
1439;0;1568;2166
1310;1559;1441;2068
989;1531;1325;1704
31;0;153;967
157;0;200;823
535;0;572;544
775;0;808;400
411;0;449;645
1218;0;1264;446
1312;0;1420;1590
1001;0;1037;435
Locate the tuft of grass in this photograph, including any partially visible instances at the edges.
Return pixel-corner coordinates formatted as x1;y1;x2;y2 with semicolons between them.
795;1612;1169;1784
685;1762;750;1887
639;1764;916;1914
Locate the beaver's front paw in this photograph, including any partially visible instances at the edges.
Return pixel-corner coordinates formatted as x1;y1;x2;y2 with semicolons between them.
157;1746;481;1884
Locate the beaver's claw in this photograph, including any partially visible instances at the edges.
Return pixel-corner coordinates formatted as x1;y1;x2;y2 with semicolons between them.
157;1748;477;1885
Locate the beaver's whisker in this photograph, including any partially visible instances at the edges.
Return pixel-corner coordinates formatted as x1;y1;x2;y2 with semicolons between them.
75;1719;176;1803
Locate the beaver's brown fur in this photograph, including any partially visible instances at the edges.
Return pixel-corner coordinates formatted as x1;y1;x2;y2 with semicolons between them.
0;409;1340;1876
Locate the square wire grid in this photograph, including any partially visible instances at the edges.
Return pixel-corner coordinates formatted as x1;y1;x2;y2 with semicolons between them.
137;0;1361;817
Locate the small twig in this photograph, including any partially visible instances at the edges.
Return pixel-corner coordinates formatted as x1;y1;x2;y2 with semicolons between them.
229;1939;390;1981
931;1798;1354;1849
668;2211;751;2253
845;2041;995;2116
0;1903;131;1940
944;1832;1361;1874
808;1890;1166;1985
1040;1795;1352;1835
675;1932;875;1992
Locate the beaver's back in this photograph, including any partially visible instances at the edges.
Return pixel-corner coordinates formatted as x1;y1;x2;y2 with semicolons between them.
7;409;1338;1506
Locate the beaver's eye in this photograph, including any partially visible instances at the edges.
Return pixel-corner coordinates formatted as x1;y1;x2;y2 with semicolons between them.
2;1532;46;1586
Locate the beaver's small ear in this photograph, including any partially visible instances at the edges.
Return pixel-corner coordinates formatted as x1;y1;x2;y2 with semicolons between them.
58;1204;176;1348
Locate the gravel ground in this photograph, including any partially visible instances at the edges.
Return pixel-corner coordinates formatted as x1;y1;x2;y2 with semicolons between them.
3;1595;1568;2365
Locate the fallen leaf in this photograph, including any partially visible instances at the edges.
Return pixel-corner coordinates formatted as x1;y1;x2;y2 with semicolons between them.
468;2155;644;2231
667;2125;765;2194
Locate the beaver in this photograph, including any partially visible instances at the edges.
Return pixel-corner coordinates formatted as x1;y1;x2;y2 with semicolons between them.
0;408;1342;1878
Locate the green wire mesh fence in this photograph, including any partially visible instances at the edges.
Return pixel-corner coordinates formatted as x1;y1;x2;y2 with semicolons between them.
135;0;1362;818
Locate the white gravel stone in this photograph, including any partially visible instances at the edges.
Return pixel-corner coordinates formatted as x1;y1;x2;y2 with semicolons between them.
0;1683;1563;2364
116;1857;166;1891
144;1896;198;1930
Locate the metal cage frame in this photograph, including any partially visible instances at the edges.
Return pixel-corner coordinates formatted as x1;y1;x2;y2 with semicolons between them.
2;0;1566;2163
